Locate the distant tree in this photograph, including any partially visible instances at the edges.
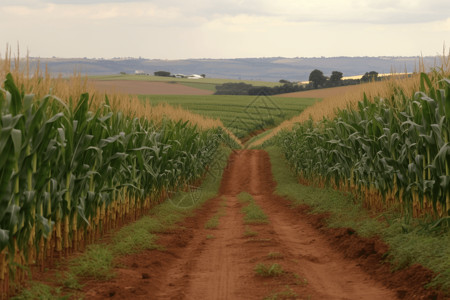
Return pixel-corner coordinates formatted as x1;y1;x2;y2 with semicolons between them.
361;71;379;82
215;82;254;95
119;71;126;75
330;71;343;82
279;79;290;84
309;69;327;88
248;86;274;96
201;74;206;78
154;71;171;77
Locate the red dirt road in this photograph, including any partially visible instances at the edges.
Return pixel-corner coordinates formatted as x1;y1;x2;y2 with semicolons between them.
82;150;443;299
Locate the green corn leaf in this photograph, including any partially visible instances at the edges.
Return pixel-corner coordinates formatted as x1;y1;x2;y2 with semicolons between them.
4;74;22;115
11;128;22;156
420;72;433;92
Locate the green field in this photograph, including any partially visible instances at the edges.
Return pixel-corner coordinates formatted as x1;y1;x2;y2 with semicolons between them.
91;74;283;92
139;94;317;139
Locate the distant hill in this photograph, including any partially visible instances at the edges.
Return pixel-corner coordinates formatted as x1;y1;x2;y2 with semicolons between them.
27;56;440;82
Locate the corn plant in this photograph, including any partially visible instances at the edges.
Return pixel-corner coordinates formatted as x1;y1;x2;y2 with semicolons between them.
0;73;229;297
276;71;450;220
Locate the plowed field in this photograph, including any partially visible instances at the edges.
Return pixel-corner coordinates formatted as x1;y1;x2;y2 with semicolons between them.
90;80;214;95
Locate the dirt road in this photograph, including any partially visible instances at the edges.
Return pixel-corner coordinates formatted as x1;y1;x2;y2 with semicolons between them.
82;150;436;299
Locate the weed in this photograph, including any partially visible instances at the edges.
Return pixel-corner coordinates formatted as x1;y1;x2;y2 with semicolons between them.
237;192;268;224
242;203;268;224
206;234;215;239
57;271;83;290
237;192;253;204
254;263;284;277
11;282;69;300
293;273;308;286
113;227;160;255
220;197;228;207
263;285;299;299
247;238;272;243
205;215;220;229
70;245;115;280
267;252;284;259
244;226;258;237
216;207;226;217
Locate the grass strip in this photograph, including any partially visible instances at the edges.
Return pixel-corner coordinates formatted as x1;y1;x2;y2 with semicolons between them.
237;192;269;224
70;245;115;280
254;263;284;277
204;196;228;229
205;215;220;229
11;283;67;300
237;192;253;204
244;226;258;237
263;286;300;300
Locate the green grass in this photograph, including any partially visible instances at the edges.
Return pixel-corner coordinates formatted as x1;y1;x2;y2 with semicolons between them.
11;282;69;300
244;226;259;237
110;214;166;256
242;203;269;224
263;286;300;300
139;95;316;138
205;197;228;229
90;74;283;89
237;192;254;204
254;263;284;277
216;207;226;217
70;245;115;280
245;128;274;148
237;192;269;224
217;197;227;216
57;271;83;290
178;81;218;92
218;199;227;215
205;215;220;229
113;227;161;256
266;145;450;293
293;273;308;286
247;238;273;243
267;252;284;259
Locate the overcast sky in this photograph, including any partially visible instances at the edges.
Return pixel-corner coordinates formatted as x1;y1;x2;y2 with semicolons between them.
1;0;449;59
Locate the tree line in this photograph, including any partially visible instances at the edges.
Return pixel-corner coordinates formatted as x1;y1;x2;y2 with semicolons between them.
215;69;381;95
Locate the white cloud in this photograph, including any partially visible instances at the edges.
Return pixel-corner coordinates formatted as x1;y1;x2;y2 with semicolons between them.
0;0;449;59
263;0;450;24
1;2;199;25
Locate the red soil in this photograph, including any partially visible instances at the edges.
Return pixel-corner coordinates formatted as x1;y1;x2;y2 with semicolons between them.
90;80;214;95
79;150;445;299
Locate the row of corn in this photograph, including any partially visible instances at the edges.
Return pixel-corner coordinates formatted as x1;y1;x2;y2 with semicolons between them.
0;73;228;297
275;71;449;219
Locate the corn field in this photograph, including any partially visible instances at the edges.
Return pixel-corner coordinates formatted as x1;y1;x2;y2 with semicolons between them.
0;71;231;297
276;71;450;219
